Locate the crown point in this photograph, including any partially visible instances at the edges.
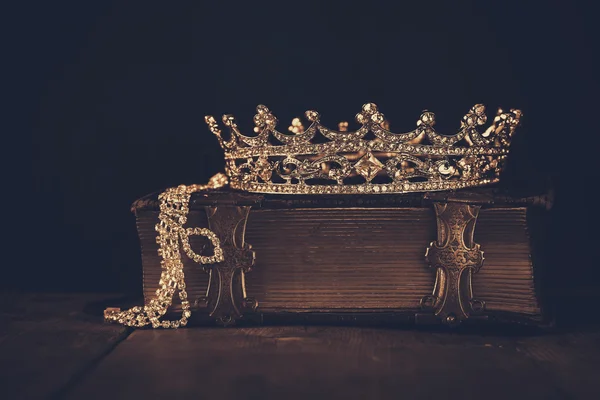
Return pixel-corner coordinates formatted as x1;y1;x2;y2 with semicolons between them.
419;111;436;126
253;107;277;127
473;104;486;115
204;115;222;137
508;109;522;126
362;103;378;113
305;110;320;122
470;104;487;125
222;114;236;127
371;112;385;124
256;105;270;114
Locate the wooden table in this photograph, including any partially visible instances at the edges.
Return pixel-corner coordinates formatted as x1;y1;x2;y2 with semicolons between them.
1;293;599;399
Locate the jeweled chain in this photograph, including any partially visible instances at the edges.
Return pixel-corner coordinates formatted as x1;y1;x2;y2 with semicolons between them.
104;173;228;329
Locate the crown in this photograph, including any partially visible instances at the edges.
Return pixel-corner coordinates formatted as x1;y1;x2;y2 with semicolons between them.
204;103;521;195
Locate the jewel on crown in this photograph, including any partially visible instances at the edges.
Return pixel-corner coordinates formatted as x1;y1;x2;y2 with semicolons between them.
204;103;521;195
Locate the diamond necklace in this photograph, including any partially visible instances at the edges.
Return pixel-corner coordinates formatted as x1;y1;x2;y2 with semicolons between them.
104;173;228;328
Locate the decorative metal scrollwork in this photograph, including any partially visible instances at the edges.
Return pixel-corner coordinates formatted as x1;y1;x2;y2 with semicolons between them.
420;202;486;325
200;205;258;326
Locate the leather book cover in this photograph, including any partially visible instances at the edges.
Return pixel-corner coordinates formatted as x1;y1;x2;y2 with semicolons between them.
130;188;552;327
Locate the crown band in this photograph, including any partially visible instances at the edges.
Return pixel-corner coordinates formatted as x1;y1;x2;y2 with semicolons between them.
231;179;498;195
205;103;521;195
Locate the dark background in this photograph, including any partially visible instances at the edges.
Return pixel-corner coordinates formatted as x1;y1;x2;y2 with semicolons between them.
25;1;595;301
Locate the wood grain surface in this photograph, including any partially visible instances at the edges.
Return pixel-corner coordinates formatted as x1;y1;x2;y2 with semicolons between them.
66;325;598;400
2;294;598;399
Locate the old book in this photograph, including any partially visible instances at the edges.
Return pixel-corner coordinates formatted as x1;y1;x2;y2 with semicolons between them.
130;187;551;327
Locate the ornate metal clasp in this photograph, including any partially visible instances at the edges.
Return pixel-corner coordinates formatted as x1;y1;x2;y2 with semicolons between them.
419;202;486;325
199;206;258;326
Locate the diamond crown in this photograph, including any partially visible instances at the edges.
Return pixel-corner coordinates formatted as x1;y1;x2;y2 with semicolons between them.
204;103;521;195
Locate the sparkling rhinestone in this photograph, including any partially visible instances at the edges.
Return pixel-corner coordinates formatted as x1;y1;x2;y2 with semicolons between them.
354;152;384;182
363;103;377;113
